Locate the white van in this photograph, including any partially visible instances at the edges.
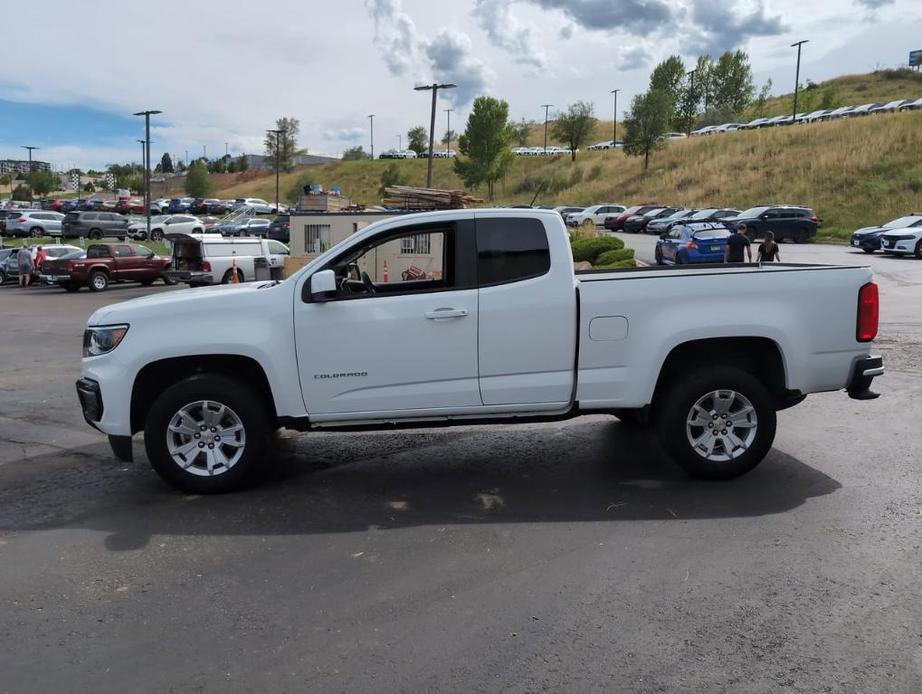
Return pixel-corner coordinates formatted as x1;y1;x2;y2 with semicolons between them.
165;233;289;286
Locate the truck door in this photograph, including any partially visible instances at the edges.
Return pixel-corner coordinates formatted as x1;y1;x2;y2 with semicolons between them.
113;244;138;278
294;220;481;417
475;216;577;405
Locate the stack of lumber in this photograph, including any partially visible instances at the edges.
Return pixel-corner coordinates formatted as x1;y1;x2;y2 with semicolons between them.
383;186;483;210
301;194;353;211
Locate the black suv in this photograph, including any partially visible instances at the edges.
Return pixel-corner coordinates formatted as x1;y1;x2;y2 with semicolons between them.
61;211;129;240
723;205;820;243
266;214;290;243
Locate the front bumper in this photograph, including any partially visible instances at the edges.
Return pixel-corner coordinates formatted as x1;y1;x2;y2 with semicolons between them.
851;236;880;250
846;355;883;400
76;377;103;426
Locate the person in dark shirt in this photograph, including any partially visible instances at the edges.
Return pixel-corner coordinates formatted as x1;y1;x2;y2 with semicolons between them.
725;223;752;263
757;231;781;262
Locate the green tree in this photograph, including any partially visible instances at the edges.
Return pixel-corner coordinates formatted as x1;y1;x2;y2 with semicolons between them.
29;169;57;197
184;161;214;197
441;129;457;147
551;101;597;161
623;89;671;170
752;79;773;118
264;117;301;172
0;173;11;195
160;152;174;173
709;50;755;114
83;182;96;193
236;154;249;172
649;55;687;120
454;96;515;200
406;126;428;155
12;184;31;200
819;85;844;110
378;162;409;196
510;118;531;146
342;146;369;161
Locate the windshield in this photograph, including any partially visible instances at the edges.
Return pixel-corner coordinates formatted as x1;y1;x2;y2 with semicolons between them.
738;206;771;218
643;208;666;217
883;216;922;228
689;209;717;219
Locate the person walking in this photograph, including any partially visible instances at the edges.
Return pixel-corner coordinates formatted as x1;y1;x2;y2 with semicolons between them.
725;223;752;264
34;245;47;274
757;231;781;263
17;246;34;287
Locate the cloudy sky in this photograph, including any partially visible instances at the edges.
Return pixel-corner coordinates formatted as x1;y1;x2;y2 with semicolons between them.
0;0;918;170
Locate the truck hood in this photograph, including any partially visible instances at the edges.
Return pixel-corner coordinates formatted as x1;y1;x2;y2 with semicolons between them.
87;281;287;326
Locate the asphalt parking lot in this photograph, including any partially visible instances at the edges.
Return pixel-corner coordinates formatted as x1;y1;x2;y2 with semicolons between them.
1;244;920;693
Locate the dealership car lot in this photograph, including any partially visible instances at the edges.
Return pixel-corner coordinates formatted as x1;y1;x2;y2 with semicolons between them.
0;242;920;691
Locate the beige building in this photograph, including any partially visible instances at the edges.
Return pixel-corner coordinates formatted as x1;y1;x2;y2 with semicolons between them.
288;211;444;282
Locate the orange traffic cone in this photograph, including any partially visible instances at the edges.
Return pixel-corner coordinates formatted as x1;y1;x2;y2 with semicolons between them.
383;260;389;283
231;257;240;283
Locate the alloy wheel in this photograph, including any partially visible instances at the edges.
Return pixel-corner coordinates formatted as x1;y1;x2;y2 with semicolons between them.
685;389;758;462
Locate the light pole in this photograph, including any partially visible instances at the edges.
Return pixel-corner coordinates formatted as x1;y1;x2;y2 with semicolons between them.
202;144;207;161
132;109;162;241
185;149;188;167
267;128;283;215
609;90;620;146
21;145;38;203
414;82;457;187
686;69;698;135
397;134;402;150
540;104;553;154
368;114;375;159
225;142;229;158
136;139;146;199
791;40;809;122
444;108;453;154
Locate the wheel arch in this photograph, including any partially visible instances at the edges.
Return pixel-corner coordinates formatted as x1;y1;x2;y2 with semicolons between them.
131;354;277;434
652;337;791;409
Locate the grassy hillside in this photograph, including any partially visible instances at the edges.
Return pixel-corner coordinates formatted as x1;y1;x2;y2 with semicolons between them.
214;108;922;241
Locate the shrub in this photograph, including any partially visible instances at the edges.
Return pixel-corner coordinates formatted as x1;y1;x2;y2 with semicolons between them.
595;248;635;265
513;171;569;195
571;236;623;263
587;164;603;181
568;166;584;187
595;258;637;270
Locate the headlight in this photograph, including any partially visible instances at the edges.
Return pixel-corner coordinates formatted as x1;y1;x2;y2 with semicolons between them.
83;325;129;357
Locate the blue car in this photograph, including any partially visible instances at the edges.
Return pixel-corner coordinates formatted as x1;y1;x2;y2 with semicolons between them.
850;214;922;253
655;222;731;265
168;197;194;214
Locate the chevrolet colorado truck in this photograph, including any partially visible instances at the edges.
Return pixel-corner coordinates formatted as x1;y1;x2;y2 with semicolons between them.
77;209;883;493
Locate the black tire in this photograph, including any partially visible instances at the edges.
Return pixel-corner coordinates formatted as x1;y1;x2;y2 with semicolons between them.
794;228;810;244
88;270;109;292
221;268;243;284
61;282;80;292
655;366;776;480
143;374;271;493
862;248;875;254
150;229;164;242
655;249;664;265
0;270;6;284
675;252;685;265
117;236;126;242
139;278;154;286
88;228;103;240
915;240;922;260
30;226;43;236
192;227;202;234
161;273;178;286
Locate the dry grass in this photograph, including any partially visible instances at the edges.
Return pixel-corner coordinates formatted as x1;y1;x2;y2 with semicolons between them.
213;110;922;241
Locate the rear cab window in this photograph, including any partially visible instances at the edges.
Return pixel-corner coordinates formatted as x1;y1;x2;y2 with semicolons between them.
475;217;550;286
86;245;111;258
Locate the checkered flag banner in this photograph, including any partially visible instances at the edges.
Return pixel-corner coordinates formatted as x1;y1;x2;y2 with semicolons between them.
105;172;115;190
71;172;80;190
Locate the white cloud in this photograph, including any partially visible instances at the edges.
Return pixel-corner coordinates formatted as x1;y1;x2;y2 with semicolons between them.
471;0;548;69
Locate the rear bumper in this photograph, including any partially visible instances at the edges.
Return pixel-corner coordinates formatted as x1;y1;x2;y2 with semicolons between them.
846;355;883;400
167;270;214;285
39;273;72;284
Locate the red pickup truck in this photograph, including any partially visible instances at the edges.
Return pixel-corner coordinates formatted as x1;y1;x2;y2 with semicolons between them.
41;243;175;292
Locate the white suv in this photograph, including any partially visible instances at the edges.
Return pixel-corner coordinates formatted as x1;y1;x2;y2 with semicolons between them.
565;204;627;227
234;198;275;214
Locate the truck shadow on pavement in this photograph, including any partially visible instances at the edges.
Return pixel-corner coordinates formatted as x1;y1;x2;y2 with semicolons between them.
0;418;841;551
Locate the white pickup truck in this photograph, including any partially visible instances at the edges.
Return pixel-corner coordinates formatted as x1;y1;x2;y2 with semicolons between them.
77;209;883;493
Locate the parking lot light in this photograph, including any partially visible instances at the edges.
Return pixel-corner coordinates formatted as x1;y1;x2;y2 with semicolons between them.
132;110;162;241
610;90;620;148
541;104;553;155
267;129;283;216
791;40;809;123
368;115;375;160
21;146;38;204
415;83;457;187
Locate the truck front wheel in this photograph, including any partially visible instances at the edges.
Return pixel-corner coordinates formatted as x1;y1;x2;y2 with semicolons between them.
655;367;776;480
144;374;271;493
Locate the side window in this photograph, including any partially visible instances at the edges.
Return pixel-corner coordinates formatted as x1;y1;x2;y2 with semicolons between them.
476;218;550;286
357;231;445;284
668;227;683;240
114;245;133;257
268;241;289;255
84;213;97;221
86;245;111;258
136;245;155;258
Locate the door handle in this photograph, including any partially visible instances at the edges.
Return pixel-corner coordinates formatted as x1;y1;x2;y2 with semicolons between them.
425;308;468;320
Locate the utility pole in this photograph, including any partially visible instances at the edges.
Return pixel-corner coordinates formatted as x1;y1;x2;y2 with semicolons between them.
609;90;619;146
414;82;457;187
540;104;553;154
21;145;38;203
225;142;229;158
444;108;453;154
132;109;162;241
136;139;146;200
397;134;402;150
368;114;375;159
202;144;207;161
267;128;283;215
686;69;698;135
791;40;809;122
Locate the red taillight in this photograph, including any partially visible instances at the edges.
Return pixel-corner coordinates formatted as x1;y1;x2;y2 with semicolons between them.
17;217;27;223
202;261;212;272
686;240;698;250
857;282;879;342
811;215;818;222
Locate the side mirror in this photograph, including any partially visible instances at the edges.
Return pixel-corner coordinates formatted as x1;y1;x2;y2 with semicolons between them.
309;269;337;302
660;233;668;240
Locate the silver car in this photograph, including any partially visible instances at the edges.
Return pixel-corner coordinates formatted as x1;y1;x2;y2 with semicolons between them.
5;211;65;238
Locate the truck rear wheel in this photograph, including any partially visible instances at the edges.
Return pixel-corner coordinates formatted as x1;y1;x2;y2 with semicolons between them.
144;374;271;493
655;366;776;480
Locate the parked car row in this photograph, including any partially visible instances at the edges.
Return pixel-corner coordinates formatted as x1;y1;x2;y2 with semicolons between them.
512;146;577;156
0;244;84;284
690;97;922;137
851;213;922;257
